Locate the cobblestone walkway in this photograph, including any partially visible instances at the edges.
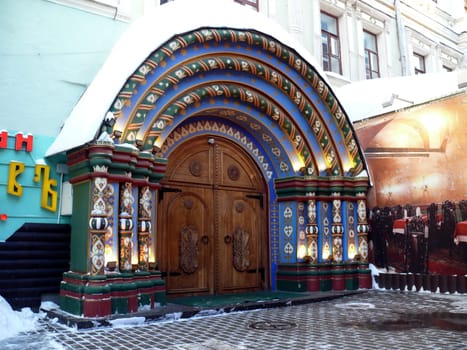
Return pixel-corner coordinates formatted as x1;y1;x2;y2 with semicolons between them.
3;290;467;350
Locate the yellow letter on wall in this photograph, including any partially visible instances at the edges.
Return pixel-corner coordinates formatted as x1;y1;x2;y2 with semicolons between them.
8;161;25;196
33;165;58;212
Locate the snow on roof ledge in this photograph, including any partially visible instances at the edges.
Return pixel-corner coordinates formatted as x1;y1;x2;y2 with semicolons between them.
337;70;466;123
45;0;327;157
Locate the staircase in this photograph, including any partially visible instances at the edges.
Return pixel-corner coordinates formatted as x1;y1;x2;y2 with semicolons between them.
0;223;71;310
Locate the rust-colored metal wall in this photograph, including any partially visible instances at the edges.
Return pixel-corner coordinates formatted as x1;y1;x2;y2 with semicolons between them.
354;92;466;209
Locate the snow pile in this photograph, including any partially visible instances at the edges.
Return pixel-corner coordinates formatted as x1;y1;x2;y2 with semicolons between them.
0;295;41;341
109;317;146;328
369;263;385;290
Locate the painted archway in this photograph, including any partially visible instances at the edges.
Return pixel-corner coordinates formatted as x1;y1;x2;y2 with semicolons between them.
55;1;371;317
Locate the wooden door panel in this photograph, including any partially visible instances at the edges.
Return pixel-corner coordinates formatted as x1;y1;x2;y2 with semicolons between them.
219;148;258;190
217;190;263;293
159;136;267;296
163;188;213;295
166;146;213;185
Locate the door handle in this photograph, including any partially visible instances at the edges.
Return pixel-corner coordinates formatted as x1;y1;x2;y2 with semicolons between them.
202;235;209;244
224;235;232;244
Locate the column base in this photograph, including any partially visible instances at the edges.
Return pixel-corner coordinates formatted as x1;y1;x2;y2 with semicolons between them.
276;262;372;292
60;271;166;317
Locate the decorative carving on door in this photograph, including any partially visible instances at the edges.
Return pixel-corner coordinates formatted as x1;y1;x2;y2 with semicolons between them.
235;202;244;213
227;164;240;181
189;160;202;177
160;137;267;295
180;225;199;274
184;198;193;209
232;228;250;272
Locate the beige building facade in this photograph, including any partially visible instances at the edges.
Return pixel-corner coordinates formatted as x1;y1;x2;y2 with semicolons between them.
56;0;466;89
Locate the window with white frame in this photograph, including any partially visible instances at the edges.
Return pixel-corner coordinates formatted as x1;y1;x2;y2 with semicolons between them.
413;52;426;74
440;49;460;72
364;30;380;79
321;12;342;74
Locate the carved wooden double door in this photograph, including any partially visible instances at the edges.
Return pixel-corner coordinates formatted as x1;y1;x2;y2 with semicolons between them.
158;136;267;296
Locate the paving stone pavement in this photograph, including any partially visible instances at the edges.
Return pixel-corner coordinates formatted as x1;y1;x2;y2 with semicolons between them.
3;290;467;350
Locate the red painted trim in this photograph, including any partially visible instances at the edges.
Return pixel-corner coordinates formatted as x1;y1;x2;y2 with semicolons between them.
62;276;86;285
358;273;372;289
60;289;82;299
132;178;151;186
128;296;138;313
83;299;112;318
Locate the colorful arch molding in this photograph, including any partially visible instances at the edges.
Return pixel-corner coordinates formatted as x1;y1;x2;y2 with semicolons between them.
108;28;365;177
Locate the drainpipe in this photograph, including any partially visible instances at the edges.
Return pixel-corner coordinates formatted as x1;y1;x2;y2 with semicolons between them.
56;163;68;224
394;0;410;76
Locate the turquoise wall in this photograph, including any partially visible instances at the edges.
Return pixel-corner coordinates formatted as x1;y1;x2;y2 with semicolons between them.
0;0;129;137
0;0;129;240
0;131;66;241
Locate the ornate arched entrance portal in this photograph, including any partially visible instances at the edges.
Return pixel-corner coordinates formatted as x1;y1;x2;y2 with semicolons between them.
50;1;371;317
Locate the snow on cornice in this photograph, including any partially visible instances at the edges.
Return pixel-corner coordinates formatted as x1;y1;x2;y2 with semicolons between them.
337;70;465;123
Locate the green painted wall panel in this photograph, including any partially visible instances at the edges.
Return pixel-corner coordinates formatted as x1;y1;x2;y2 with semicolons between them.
70;181;91;272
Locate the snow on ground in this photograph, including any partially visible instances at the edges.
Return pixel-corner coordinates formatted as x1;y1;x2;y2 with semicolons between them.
0;264;392;341
109;316;146;328
0;265;382;340
369;263;386;291
0;295;40;341
1;264;462;344
0;296;66;349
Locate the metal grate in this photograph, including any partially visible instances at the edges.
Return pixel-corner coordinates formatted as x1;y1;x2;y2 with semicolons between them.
249;321;297;330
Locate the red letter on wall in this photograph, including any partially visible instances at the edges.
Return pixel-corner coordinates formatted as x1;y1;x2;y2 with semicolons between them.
0;130;7;149
15;133;33;152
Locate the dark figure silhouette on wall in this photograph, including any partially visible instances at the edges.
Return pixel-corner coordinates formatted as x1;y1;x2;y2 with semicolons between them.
369;207;392;271
442;200;457;256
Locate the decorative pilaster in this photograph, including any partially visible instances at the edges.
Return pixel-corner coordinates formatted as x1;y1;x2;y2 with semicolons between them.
287;0;304;42
283;204;294;262
89;214;108;275
119;182;135;272
346;202;357;260
356;194;372;288
305;195;318;263
331;194;344;262
61;142;167;318
322;201;331;262
138;186;152;271
356;195;369;261
89;175;111;275
274;175;371;292
297;202;307;260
